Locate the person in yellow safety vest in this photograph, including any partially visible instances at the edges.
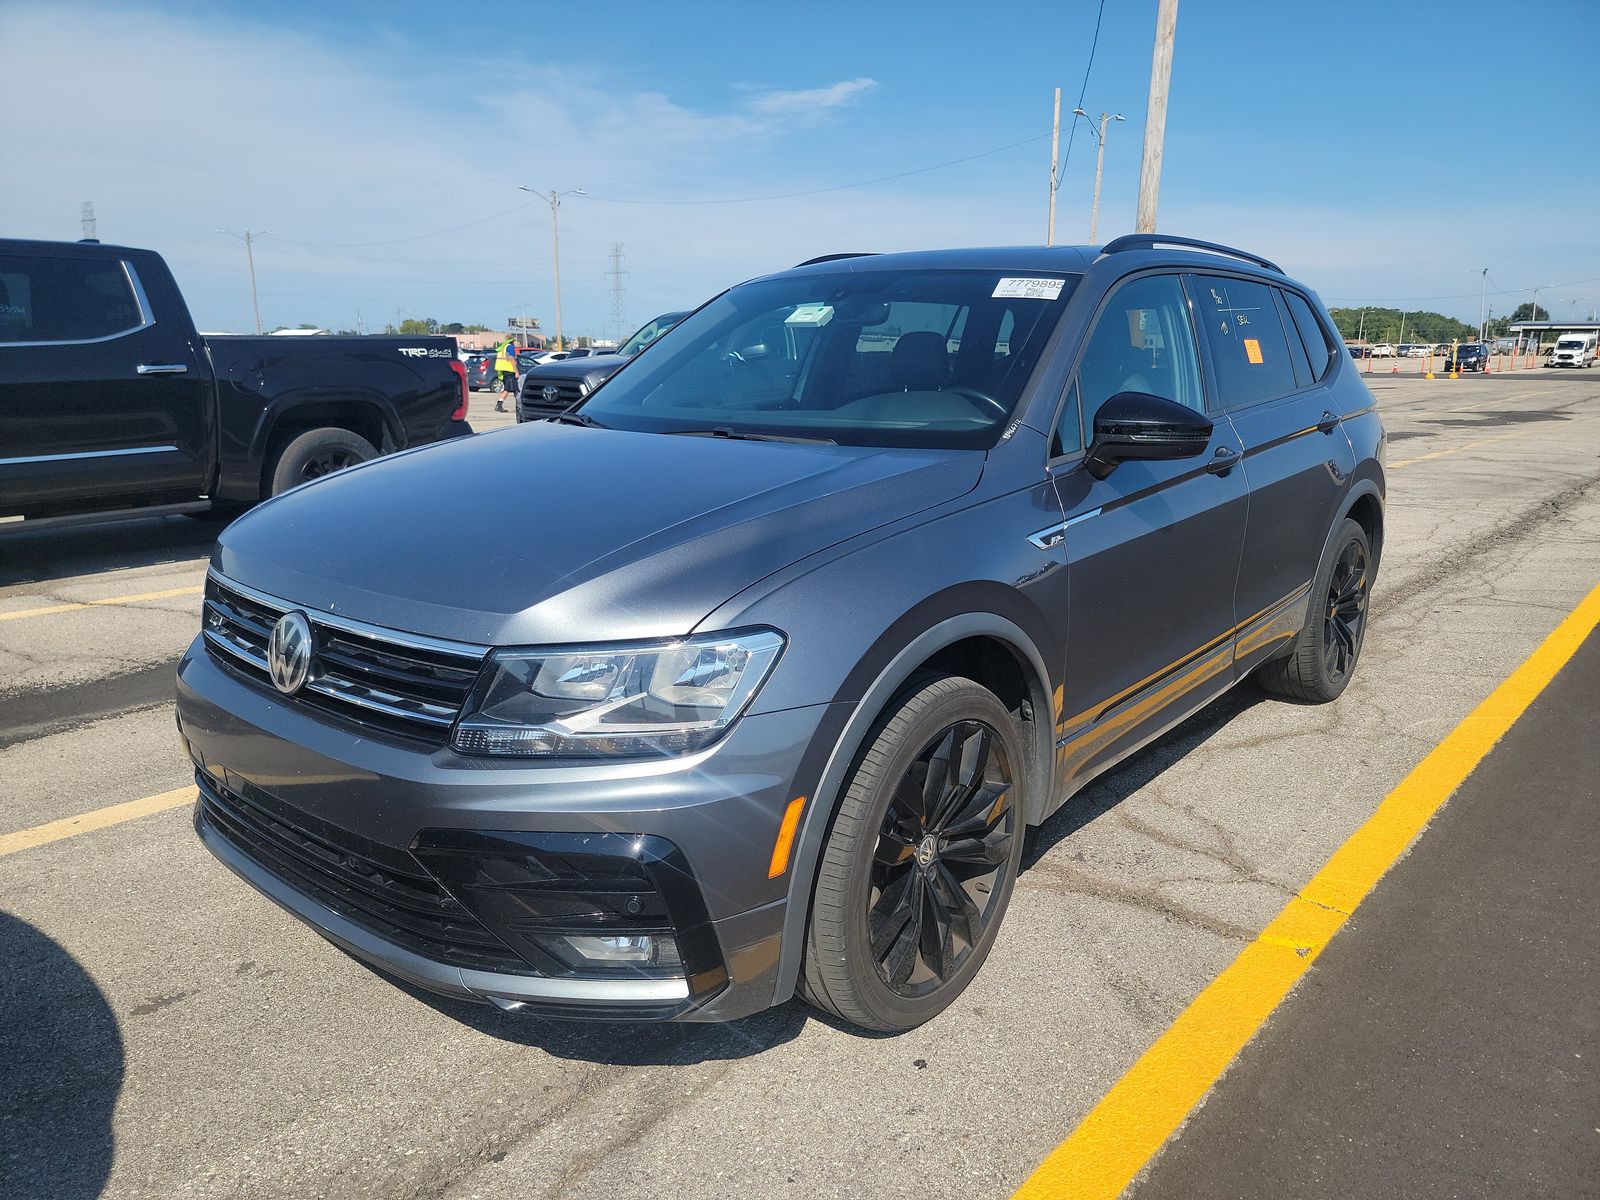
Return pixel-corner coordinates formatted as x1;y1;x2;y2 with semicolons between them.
493;337;517;412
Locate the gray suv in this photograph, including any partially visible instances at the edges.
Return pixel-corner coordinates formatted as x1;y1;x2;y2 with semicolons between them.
178;235;1385;1032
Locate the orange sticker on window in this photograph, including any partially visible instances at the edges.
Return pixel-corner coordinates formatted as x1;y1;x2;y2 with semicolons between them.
1243;338;1264;364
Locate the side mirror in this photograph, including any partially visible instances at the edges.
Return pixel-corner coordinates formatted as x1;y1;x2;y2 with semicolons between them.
1085;391;1214;480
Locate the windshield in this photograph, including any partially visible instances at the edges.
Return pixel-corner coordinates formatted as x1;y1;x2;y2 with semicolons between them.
619;311;689;357
1557;337;1583;347
577;268;1079;448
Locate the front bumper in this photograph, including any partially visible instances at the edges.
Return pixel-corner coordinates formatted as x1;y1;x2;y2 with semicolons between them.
176;637;840;1021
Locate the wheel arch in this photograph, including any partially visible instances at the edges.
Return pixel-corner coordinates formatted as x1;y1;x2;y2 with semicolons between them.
769;610;1056;1008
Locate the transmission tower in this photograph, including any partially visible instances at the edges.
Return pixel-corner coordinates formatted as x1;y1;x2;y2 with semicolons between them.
606;243;628;344
80;201;97;240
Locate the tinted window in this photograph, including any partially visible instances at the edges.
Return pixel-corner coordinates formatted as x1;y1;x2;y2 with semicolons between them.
1193;275;1297;408
0;254;145;344
1076;273;1204;425
1283;289;1335;382
1276;291;1314;387
1051;380;1084;458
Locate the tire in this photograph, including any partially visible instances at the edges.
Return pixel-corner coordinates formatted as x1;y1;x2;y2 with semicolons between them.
801;674;1027;1032
267;427;377;497
1256;517;1373;703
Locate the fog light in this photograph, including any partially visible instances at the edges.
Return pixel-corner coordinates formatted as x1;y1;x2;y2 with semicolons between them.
567;935;656;962
547;933;683;971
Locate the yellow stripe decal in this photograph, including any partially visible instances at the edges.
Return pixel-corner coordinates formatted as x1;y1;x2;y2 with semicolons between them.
0;788;196;857
0;584;203;622
1014;578;1600;1200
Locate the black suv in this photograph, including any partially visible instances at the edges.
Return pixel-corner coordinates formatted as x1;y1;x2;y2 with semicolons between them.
179;235;1384;1031
1446;342;1488;372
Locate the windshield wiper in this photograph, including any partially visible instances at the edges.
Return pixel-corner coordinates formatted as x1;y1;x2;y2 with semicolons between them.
663;426;836;445
545;411;605;429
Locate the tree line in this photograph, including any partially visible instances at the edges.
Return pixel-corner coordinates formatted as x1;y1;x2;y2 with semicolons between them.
1326;307;1476;344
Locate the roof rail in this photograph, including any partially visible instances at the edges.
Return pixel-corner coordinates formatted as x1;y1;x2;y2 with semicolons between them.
1099;234;1283;275
793;252;877;268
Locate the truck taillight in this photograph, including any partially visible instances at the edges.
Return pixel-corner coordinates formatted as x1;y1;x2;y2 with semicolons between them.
448;360;469;421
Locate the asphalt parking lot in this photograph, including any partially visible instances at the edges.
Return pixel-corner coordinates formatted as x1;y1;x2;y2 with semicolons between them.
3;369;1598;1200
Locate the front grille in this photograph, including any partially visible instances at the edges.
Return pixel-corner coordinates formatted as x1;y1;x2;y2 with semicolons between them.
202;575;486;744
521;378;586;410
196;771;533;975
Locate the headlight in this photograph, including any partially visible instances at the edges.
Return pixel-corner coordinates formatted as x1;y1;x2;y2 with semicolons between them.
451;629;784;757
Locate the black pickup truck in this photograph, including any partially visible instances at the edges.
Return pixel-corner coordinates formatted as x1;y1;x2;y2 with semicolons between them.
0;238;471;530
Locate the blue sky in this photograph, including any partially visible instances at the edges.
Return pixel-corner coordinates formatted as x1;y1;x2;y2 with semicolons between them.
3;0;1597;335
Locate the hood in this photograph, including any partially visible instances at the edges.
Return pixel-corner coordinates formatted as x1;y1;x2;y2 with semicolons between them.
214;424;983;646
524;354;630;389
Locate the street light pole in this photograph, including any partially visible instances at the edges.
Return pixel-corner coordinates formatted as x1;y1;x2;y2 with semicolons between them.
1076;108;1126;242
518;185;585;351
215;228;269;334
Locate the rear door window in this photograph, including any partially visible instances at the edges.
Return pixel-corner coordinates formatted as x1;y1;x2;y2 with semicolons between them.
0;254;147;344
1191;275;1298;409
1282;289;1336;382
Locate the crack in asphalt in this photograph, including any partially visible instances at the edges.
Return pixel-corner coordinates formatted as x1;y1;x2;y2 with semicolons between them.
1024;860;1259;945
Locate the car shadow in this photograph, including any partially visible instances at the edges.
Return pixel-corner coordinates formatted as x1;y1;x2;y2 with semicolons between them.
0;511;231;587
1024;682;1267;868
0;912;125;1200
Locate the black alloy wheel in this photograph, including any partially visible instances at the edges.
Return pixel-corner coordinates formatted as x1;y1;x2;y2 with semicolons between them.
298;445;361;484
1322;538;1368;684
802;674;1028;1032
1254;517;1375;704
267;427;379;497
869;720;1016;996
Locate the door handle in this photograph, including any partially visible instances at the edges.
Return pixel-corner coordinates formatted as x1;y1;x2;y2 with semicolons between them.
1205;446;1240;475
1316;410;1340;434
136;363;189;376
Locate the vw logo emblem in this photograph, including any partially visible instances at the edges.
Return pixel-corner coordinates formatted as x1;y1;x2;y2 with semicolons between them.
267;611;314;695
915;835;938;869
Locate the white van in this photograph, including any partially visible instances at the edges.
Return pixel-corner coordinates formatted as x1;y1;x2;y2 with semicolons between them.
1548;332;1597;368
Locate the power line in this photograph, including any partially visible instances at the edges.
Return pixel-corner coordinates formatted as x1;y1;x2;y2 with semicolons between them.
1059;0;1110;186
564;134;1050;206
178;132;1054;262
270;200;544;250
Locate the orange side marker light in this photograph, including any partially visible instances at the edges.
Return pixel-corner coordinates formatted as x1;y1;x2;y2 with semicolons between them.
768;796;808;878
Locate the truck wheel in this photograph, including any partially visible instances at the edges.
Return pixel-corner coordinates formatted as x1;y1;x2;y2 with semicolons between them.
268;428;377;496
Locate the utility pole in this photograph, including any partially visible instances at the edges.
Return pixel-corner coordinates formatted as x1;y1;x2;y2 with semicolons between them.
519;185;585;351
215;228;268;334
1047;88;1061;246
1135;0;1179;234
80;201;97;240
1478;268;1488;343
1076;108;1126;242
607;243;628;345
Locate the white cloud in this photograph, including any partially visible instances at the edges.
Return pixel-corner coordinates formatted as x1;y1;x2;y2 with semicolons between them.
746;77;877;117
0;10;959;333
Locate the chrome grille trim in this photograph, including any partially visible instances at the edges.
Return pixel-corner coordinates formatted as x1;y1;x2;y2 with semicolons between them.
202;572;487;741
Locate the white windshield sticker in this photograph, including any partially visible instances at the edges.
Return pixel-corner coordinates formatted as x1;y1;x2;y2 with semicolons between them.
785;304;834;326
992;277;1065;300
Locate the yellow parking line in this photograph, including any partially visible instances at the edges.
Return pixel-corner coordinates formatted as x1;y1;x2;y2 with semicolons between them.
0;788;195;857
1389;430;1523;469
1013;578;1600;1200
0;584;203;622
